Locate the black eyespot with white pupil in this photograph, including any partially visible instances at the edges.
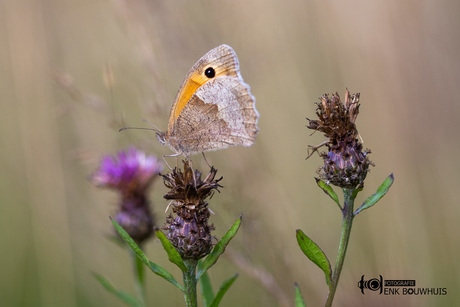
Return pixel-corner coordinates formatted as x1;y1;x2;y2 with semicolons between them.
204;67;216;78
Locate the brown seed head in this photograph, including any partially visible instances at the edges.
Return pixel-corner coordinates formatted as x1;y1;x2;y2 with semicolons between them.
161;160;221;259
307;89;372;189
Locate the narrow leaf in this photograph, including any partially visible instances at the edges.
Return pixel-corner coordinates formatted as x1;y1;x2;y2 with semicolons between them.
111;219;149;266
155;229;186;272
296;229;332;286
199;270;214;307
294;282;307;307
148;261;184;292
134;254;145;286
197;216;242;279
209;274;239;307
316;178;341;210
351;186;363;199
94;273;142;307
354;173;394;215
112;220;183;292
197;256;204;274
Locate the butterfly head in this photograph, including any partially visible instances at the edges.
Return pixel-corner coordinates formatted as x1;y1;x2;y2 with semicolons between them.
156;131;166;146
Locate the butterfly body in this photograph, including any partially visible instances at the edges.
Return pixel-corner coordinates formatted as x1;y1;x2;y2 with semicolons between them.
157;45;259;158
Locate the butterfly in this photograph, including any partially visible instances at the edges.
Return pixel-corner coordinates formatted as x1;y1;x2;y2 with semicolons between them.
156;45;259;158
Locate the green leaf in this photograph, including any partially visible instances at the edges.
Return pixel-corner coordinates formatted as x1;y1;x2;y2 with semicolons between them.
354;173;394;215
112;220;183;292
294;282;306;307
316;178;341;210
134;254;145;286
197;257;204;275
199;270;214;307
197;216;242;280
147;261;184;292
296;229;332;286
94;273;142;307
155;229;187;272
209;274;239;307
351;186;363;200
111;219;149;266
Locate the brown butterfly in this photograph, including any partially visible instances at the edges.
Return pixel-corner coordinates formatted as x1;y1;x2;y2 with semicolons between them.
156;45;259;158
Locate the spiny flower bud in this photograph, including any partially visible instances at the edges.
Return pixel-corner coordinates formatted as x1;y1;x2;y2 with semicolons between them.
307;90;372;189
161;160;221;260
92;146;163;244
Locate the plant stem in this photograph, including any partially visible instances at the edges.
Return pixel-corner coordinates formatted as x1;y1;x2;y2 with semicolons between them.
325;188;356;307
132;248;146;307
183;259;198;307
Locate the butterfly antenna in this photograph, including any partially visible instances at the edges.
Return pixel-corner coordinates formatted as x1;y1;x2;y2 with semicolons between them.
118;126;158;132
141;118;161;133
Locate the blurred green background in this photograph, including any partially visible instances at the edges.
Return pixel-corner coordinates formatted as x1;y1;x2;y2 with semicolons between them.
1;0;459;306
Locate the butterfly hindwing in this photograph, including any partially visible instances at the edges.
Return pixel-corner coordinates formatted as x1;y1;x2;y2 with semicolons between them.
169;76;258;156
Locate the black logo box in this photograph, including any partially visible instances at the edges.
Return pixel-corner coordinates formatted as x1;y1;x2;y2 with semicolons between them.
384;280;416;287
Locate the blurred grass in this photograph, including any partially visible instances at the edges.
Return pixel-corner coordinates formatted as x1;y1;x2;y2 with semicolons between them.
1;0;459;306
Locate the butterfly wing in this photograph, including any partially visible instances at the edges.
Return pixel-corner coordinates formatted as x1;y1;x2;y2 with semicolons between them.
168;45;240;134
168;76;259;156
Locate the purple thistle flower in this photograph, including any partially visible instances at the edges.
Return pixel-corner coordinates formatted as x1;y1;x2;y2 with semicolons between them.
92;146;163;244
93;146;163;193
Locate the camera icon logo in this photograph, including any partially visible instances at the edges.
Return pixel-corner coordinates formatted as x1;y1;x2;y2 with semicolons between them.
357;275;383;294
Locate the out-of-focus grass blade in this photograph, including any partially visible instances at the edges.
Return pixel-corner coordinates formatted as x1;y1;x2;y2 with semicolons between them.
94;273;142;307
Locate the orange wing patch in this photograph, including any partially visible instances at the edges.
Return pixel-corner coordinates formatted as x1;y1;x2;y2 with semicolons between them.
171;71;208;125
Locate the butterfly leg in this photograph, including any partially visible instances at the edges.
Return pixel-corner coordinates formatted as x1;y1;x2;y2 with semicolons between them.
186;158;198;189
202;152;211;168
162;153;180;170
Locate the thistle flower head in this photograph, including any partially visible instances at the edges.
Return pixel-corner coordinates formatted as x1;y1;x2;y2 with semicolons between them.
307;90;372;189
161;160;221;259
92;146;163;244
92;146;163;194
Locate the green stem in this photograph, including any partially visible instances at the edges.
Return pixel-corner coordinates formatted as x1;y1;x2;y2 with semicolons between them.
132;247;146;307
325;188;356;307
183;259;198;307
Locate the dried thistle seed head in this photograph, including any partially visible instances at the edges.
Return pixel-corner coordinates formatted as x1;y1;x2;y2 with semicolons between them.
307;90;372;189
161;160;221;259
307;89;360;141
